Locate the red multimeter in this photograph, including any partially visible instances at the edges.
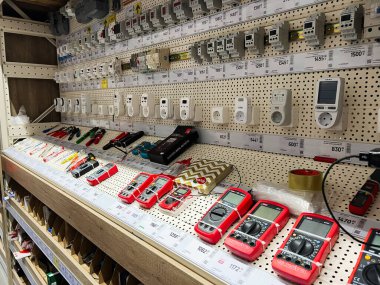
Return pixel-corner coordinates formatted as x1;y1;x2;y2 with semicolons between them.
194;187;253;245
136;175;173;209
86;163;118;186
118;173;156;204
224;200;289;262
349;170;380;216
158;186;192;211
272;213;339;285
348;228;380;285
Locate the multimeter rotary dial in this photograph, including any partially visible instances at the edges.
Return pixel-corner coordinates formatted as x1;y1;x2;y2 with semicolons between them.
210;207;227;221
363;263;380;285
289;238;314;256
241;220;261;235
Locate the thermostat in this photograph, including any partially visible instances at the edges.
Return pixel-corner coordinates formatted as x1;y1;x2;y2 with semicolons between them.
160;98;174;119
207;39;219;61
245;27;265;54
304;13;326;47
189;0;209;16
161;2;178;26
125;19;135;37
234;97;251;124
314;77;345;129
197;41;212;63
268;21;290;52
270;89;292;126
173;0;193;21
132;16;143;35
340;4;364;41
225;32;245;59
141;93;156;118
126;94;141;117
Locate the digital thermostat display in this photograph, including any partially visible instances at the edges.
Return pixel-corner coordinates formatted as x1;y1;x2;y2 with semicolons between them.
317;81;338;104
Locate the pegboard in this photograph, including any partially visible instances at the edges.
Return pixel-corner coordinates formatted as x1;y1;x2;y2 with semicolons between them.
57;0;380;146
10;129;378;285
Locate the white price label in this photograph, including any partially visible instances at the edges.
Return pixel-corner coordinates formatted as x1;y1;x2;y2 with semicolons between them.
137;216;161;236
332;45;368;69
208;251;249;284
214;132;230;146
224;7;241;25
169;70;184;83
124;208;143;226
182;21;195;36
294;51;329;72
320;140;351;159
151;32;161;44
210;13;224;29
333;211;368;238
182;68;194;82
195;17;210;33
208;64;224;80
195;66;208;81
242;1;265;21
170;25;182;40
142;34;152;45
266;0;286;14
158;29;170;40
224;61;246;78
268;56;293;74
179;236;214;264
242;134;263;151
370;43;380;66
131;75;139;86
154;71;169;84
280;137;304;156
246;59;267;76
155;226;185;249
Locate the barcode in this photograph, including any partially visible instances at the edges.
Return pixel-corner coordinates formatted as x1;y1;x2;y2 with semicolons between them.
300;139;305;149
328;50;334;61
354;230;362;234
265;59;269;67
358;219;366;229
290;55;294;65
347;143;352;154
368;45;373;57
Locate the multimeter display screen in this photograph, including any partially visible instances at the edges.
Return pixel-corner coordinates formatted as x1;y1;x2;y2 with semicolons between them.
298;218;331;237
136;174;149;184
175;188;188;195
222;191;245;206
317;81;338;104
154;178;168;188
253;205;281;221
341;14;351;21
304;22;313;29
370;235;380;249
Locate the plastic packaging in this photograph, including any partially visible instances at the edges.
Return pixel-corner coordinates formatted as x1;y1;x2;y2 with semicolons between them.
253;180;327;215
10;106;30;125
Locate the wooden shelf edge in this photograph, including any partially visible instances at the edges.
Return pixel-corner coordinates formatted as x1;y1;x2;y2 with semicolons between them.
1;154;217;285
7;198;98;285
12;269;27;285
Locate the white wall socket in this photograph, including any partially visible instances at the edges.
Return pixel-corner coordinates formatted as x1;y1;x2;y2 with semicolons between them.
113;92;125;117
126;94;141;117
180;97;195;121
270;89;293;126
234;97;251;124
98;104;105;115
74;98;81;114
211;106;230;124
108;105;115;116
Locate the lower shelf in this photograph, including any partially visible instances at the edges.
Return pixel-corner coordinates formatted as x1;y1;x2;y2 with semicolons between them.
12;269;28;285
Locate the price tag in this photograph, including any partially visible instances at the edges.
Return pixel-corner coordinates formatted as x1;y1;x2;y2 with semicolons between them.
128;37;140;50
195;17;210;33
120;121;133;131
268;55;293;75
181;21;195;36
124;208;143;226
131;75;139;86
136;216;161;236
154;71;169;84
224;7;241;25
158;29;170;41
151;32;161;44
242;1;265;21
208;251;249;284
332;211;368;239
179;235;215;265
279;137;304;156
266;0;286;14
138;73;148;85
224;61;246;78
241;133;263;151
295;51;329;72
246;59;267;76
369;43;380;66
212;132;230;146
320;140;351;159
170;25;182;40
208;64;224;80
182;68;195;82
154;226;185;249
332;45;368;69
142;34;152;46
209;13;224;30
169;70;184;83
195;66;208;81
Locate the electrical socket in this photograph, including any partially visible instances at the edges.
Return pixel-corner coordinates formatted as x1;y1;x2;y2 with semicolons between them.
211;106;229;124
126;94;141;117
234;97;251;124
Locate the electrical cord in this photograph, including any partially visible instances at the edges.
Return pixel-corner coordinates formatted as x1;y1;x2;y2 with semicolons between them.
322;154;380;248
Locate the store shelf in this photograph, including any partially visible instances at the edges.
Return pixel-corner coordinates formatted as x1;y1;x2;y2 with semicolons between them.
10;240;45;285
2;62;57;79
8;123;60;139
12;269;28;285
0;17;54;38
6;197;98;285
1;155;217;285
